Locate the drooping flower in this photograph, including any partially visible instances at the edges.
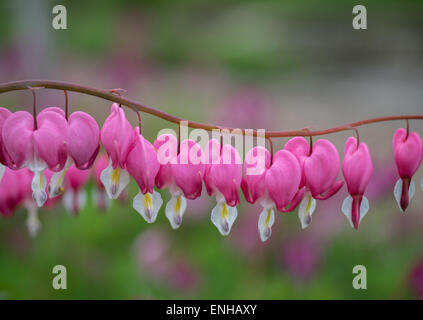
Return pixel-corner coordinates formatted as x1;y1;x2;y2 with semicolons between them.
392;128;422;212
126;127;162;223
0;107;12;182
0;167;26;216
342;137;373;229
0;167;42;237
2;107;68;207
62;165;90;215
284;137;343;229
48;111;100;198
100;103;135;199
204;139;242;236
242;147;303;241
92;154;111;211
154;134;204;229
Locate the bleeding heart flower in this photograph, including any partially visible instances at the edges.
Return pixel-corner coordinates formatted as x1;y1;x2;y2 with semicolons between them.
342;137;373;230
392;128;423;212
2;107;68;207
154;134;204;229
127;127;162;224
62;165;90;215
0;107;12;182
284;137;343;229
100;103;135;199
48;111;100;198
242;147;304;241
0;167;26;216
204;139;242;236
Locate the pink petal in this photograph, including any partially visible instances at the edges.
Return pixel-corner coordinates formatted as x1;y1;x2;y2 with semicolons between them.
304;139;340;197
209;144;242;206
66;165;90;191
203;139;221;196
393;128;423;179
265;150;301;211
153;133;178;189
284;137;309;187
93;154;109;188
342;137;373;196
2;111;34;169
100;103;135;168
172;139;204;200
68;111;100;169
0;107;12;165
126;128;160;194
34;107;68;171
243;146;270;203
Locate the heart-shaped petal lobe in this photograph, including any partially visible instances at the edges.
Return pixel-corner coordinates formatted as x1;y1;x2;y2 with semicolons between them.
265;150;301;211
68;111;100;169
209;144;242;206
172;139;204;200
126;128;160;195
342;137;373;196
100;103;135;168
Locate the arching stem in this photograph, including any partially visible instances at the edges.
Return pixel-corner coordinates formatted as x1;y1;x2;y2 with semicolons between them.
1;80;423;138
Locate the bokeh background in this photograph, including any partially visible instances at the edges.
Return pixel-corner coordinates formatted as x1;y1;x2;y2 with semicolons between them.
1;0;423;299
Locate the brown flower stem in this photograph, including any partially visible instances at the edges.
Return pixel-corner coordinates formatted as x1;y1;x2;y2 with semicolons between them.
1;80;423;138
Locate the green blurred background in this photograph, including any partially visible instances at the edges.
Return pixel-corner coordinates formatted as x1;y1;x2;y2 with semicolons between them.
1;0;423;299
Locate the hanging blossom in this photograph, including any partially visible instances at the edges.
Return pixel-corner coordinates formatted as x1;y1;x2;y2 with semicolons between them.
154;134;204;229
48;110;99;199
342;137;373;229
100;103;135;199
242;147;304;241
204;139;242;236
92;154;111;211
0;167;27;217
62;165;90;215
392;128;422;212
0;107;12;183
2;107;68;207
0;167;43;237
126;127;162;223
284;137;344;229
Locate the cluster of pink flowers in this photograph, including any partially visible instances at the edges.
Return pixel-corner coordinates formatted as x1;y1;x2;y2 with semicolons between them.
1;104;422;241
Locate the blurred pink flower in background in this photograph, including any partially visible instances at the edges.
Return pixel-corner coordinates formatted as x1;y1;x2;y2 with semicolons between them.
132;228;201;293
279;237;321;283
63;165;90;215
213;88;274;129
133;228;171;280
168;260;201;293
